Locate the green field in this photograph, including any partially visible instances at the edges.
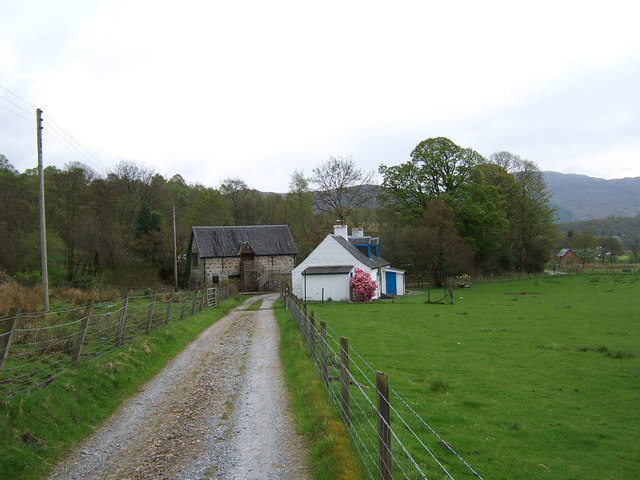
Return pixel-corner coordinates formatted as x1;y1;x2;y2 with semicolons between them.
303;273;640;479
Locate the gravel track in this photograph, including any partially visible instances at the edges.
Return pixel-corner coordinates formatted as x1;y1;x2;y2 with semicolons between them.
48;294;310;480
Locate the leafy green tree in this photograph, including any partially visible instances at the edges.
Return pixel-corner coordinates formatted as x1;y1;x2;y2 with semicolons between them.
135;204;161;237
599;236;624;263
0;154;18;173
628;240;639;262
220;177;251;225
570;230;598;267
379;137;506;272
187;187;231;226
396;199;474;286
0;165;40;275
487;152;557;272
285;171;319;260
48;162;96;282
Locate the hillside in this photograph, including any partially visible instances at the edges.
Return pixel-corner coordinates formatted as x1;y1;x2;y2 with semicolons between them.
543;172;640;221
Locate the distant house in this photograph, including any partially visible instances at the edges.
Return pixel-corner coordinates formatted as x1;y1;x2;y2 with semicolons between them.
557;248;580;266
291;221;405;301
189;225;298;291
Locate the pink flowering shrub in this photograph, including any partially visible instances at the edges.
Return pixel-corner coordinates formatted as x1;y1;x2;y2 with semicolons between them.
350;267;377;302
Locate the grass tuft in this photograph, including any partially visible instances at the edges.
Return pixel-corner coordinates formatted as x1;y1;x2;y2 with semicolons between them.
274;299;362;480
430;378;450;393
0;295;244;480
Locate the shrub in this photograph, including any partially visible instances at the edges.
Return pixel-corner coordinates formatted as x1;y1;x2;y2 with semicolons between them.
0;281;41;315
349;268;377;302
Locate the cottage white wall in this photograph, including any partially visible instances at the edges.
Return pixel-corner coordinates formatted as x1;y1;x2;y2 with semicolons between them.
396;272;405;295
291;235;378;300
303;274;352;301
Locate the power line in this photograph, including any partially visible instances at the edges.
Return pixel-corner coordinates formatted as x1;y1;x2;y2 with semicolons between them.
0;102;34;124
44;113;111;174
0;83;111;176
0;83;37;109
43;123;108;176
0;94;33;115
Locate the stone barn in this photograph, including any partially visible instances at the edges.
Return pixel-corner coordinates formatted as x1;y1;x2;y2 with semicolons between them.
188;225;298;291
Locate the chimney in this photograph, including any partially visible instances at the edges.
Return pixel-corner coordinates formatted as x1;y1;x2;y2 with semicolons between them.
333;220;348;239
352;226;364;237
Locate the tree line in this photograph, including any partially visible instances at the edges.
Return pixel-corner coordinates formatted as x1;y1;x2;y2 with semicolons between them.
0;137;622;289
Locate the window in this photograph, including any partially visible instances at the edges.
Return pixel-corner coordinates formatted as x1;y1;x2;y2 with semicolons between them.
192;253;199;268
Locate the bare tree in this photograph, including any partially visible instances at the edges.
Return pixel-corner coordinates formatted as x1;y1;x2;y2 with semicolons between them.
310;156;375;221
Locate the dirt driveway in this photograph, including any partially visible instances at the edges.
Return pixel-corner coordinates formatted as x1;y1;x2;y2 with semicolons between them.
48;294;310;480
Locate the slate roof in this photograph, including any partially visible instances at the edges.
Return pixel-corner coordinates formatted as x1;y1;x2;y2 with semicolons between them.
192;225;298;258
348;235;380;246
557;248;571;258
332;235;389;269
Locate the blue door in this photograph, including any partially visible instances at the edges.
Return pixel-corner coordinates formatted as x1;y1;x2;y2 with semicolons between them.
385;271;396;295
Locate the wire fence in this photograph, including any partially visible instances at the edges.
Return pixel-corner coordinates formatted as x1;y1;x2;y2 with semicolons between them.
285;292;484;480
0;287;226;398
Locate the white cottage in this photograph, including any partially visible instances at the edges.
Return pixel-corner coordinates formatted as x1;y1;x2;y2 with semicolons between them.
291;221;405;301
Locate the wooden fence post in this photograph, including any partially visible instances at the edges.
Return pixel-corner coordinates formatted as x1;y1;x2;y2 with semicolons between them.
320;321;328;384
191;288;199;315
377;371;392;480
164;298;173;325
340;336;351;426
180;296;187;320
115;292;129;347
199;290;206;310
0;307;19;375
72;304;93;366
146;291;157;333
309;311;316;363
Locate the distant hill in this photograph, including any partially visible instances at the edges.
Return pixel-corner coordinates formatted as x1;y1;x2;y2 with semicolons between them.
298;172;639;223
557;216;640;245
543;172;640;222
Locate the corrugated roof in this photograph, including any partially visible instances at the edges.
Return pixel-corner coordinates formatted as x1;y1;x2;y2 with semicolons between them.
302;265;354;275
192;225;299;258
332;235;389;269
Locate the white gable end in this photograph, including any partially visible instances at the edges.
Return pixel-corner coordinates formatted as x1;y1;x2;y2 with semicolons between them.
291;235;375;300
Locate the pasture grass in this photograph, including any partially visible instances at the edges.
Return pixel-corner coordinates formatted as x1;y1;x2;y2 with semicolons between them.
304;273;640;480
0;295;244;480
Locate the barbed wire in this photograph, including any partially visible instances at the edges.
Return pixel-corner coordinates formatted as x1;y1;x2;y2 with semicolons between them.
286;294;485;479
0;287;226;398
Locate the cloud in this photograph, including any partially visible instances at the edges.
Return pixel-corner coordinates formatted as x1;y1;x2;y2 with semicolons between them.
2;0;640;190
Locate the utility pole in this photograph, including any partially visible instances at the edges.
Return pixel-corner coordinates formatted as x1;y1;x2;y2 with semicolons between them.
172;206;178;291
36;108;49;311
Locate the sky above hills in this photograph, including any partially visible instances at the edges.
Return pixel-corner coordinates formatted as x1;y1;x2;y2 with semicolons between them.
1;1;639;192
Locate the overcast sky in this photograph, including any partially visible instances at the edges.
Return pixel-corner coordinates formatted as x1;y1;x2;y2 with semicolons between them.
1;0;639;192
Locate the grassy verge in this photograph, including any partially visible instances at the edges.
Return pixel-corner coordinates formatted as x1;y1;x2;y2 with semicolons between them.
274;298;363;480
0;295;245;480
304;274;640;480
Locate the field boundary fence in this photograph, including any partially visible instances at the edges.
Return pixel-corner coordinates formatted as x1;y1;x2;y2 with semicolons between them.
0;286;229;398
285;291;484;480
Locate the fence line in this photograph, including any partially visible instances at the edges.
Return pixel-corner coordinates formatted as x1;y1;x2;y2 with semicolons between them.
285;291;484;480
0;287;229;398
